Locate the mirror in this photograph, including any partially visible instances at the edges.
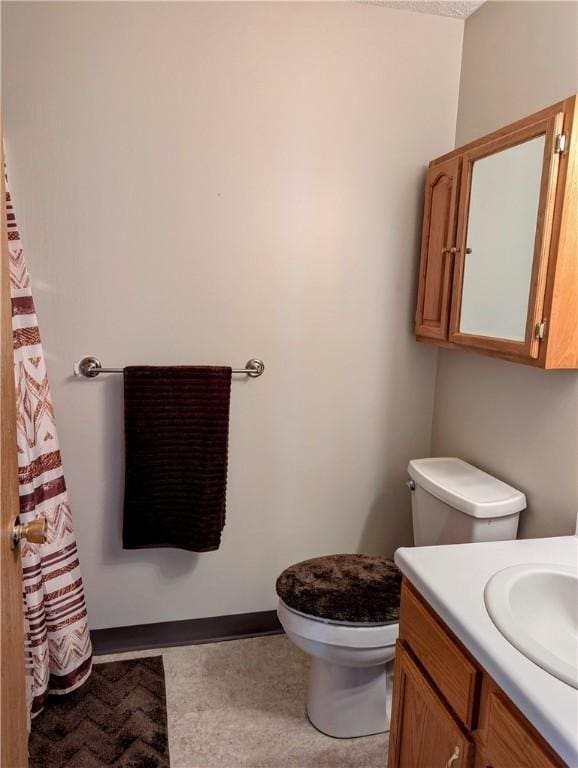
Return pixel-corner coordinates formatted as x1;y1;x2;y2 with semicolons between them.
459;135;545;341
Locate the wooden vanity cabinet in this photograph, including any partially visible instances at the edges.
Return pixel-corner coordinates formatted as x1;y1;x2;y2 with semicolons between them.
414;94;578;368
388;580;568;768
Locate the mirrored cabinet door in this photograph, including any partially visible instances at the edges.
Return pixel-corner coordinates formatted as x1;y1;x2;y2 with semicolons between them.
448;113;564;360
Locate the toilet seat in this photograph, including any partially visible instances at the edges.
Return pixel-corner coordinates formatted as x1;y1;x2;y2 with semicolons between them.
281;599;397;627
278;599;399;649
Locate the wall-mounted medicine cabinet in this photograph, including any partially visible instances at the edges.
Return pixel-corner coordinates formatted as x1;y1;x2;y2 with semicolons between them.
415;94;578;368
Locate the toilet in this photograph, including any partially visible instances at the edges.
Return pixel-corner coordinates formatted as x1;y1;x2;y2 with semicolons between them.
276;457;526;739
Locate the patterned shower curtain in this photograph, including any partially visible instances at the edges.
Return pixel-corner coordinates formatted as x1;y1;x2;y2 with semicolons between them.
6;176;92;716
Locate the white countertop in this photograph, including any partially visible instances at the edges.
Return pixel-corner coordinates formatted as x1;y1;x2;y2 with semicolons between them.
395;536;578;767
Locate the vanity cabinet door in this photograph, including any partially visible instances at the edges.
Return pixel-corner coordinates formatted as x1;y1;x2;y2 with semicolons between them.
415;156;461;341
481;692;562;768
448;112;565;361
388;642;474;768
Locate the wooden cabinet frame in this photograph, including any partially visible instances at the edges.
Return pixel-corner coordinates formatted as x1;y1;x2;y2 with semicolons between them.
415;94;578;369
449;113;564;361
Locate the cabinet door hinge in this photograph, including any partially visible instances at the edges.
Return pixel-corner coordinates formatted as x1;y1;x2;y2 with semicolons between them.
535;321;547;340
555;133;567;154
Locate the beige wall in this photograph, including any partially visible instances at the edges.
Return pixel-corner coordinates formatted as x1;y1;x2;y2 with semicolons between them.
2;2;463;629
432;1;578;539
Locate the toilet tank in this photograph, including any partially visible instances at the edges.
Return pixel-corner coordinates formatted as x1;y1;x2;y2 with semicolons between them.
408;458;526;546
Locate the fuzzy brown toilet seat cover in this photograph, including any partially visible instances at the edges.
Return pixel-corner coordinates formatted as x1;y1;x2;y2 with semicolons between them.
276;554;402;624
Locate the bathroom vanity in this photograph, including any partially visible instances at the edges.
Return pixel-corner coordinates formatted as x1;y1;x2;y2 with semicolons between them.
414;94;578;368
389;537;578;768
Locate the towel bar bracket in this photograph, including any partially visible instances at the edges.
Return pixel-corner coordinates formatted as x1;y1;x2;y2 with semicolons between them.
73;355;265;379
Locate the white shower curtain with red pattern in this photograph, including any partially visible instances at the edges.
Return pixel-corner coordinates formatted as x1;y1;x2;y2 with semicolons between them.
6;174;92;716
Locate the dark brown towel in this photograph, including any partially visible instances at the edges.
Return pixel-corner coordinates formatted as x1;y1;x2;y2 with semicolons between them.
122;366;232;552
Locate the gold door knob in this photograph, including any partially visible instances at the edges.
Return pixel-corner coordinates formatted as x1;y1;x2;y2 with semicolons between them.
11;517;47;548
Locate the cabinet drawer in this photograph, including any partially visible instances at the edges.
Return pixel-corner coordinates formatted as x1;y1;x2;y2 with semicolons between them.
399;581;480;728
484;693;562;768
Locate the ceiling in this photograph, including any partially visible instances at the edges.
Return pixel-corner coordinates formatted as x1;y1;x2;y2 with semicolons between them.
362;1;486;19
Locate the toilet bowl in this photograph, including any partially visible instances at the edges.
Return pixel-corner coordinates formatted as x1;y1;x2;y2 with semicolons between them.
276;458;527;740
277;599;398;738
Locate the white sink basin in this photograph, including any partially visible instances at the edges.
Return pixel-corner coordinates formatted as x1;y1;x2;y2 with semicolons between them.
484;563;578;689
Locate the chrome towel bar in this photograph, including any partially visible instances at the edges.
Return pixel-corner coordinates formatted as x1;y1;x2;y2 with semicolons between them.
73;355;265;379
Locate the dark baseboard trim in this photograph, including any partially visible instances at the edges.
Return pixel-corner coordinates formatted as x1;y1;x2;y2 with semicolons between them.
91;610;283;656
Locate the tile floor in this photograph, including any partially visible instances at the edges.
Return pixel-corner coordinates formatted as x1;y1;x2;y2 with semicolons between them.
96;634;388;768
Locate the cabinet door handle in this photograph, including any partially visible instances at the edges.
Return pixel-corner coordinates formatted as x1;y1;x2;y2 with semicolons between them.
449;247;460;254
445;746;460;767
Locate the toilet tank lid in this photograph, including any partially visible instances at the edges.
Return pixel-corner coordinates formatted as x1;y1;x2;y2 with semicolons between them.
408;458;526;519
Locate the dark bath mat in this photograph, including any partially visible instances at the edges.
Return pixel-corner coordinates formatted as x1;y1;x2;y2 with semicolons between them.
29;656;170;768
